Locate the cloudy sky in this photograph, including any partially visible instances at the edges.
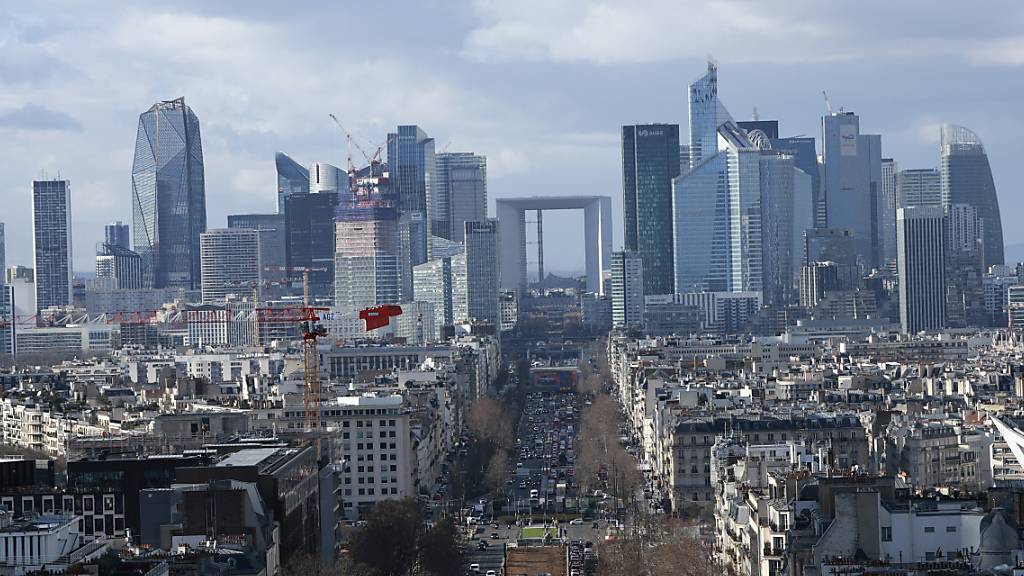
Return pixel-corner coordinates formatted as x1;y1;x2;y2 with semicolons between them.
3;0;1024;275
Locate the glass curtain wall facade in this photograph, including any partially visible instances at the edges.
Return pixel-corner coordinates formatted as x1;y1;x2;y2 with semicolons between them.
434;153;487;245
131;98;207;289
622;124;680;295
276;152;310;213
820;112;882;271
284;192;339;299
463;220;500;326
32;179;73;311
334;206;401;312
940;124;1004;266
387;126;434;266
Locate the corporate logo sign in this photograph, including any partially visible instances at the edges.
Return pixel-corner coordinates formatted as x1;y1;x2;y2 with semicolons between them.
839;124;858;156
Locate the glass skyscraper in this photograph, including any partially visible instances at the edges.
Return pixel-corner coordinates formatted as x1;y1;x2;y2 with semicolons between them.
463;220;500;326
434;153;487;245
622;124;680;296
32;179;73;311
387;126;434;266
940;124;1003;266
284;192;339;300
821;112;883;270
104;221;130;251
276;152;309;214
131;98;207;289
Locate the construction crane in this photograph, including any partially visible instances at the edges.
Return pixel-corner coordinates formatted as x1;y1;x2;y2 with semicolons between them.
328;114;382;173
261;266;328;304
822;90;834;115
257;306;329;431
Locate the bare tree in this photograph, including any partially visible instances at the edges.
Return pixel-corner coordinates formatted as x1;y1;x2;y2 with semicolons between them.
484;449;512;493
467;397;514;450
597;519;713;576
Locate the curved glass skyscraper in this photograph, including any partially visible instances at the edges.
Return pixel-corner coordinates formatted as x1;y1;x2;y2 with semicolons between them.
275;152;309;213
132;98;207;289
940;124;1003;266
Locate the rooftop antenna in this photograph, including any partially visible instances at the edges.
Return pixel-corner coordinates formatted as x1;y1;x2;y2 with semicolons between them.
822;90;833;115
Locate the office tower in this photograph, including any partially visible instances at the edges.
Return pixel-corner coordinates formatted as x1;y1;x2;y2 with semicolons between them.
387;126;434;266
771;137;822;229
897;206;946;333
622;124;680;295
799;261;860;308
805;228;857;268
941;124;1003;266
675;65;803;302
200;228;260;304
227;213;287;275
131;97;207;289
104;221;130;250
451;252;468;323
1009;285;1024;330
398;212;426;301
673;62;741;293
0;223;5;285
896;168;941;209
462;220;500;326
284;192;338;299
334;205;401;312
309;162;345;195
433;153;487;244
414;255;457;328
758;151;797;305
879;158;897;267
95;246;143;290
611;251;644;329
821;111;883;269
944;203;986;328
276;152;310;213
791;167;815;287
736;120;779;139
0;285;13;355
32;179;73;311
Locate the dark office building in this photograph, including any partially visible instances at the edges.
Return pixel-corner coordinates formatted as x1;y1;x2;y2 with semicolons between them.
0;458;54;490
622;124;680;296
67;453;211;541
737;120;779;139
940;124;1004;266
805;228;857;268
104;221;131;251
176;446;321;565
284;192;339;299
772;136;822;227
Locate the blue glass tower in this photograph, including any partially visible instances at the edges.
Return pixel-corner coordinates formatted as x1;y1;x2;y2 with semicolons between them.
131;98;206;289
387;126;435;266
276;152;310;214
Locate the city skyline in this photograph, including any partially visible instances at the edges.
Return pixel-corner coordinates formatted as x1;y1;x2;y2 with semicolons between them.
2;3;1023;276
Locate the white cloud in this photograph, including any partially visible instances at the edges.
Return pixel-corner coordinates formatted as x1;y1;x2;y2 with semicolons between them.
462;0;1024;66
